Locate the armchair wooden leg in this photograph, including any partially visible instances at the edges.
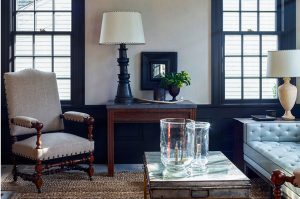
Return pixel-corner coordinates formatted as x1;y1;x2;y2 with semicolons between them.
12;155;18;182
88;152;94;181
34;160;43;193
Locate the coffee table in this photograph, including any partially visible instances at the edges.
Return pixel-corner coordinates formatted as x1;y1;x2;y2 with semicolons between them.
144;151;251;199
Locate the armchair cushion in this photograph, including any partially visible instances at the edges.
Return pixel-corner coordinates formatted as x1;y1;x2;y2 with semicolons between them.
246;141;300;173
12;132;94;160
11;116;39;128
63;111;90;123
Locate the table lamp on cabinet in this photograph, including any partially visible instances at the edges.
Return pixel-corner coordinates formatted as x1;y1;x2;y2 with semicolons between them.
99;11;145;104
267;50;300;120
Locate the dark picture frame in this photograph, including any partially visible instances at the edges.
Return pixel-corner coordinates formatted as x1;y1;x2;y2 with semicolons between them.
141;52;177;90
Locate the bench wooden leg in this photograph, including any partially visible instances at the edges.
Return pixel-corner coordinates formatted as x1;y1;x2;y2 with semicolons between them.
271;170;295;199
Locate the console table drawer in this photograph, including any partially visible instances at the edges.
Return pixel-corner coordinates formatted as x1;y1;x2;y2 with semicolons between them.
113;109;193;123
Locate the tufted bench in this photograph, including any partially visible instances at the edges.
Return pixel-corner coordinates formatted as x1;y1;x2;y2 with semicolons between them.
243;122;300;199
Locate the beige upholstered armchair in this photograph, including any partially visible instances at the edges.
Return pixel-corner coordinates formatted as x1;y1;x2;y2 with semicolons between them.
4;69;95;193
271;169;300;199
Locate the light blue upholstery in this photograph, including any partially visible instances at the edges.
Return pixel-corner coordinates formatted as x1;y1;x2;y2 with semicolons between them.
245;123;300;143
244;122;300;199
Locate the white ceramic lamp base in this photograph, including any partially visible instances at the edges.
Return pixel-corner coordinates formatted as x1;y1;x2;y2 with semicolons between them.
278;77;297;120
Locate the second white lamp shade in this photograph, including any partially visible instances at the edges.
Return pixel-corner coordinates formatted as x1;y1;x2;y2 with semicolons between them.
267;50;300;78
99;11;145;45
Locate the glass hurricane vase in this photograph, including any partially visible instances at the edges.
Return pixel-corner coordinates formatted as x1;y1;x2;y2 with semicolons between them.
187;121;210;173
160;118;195;178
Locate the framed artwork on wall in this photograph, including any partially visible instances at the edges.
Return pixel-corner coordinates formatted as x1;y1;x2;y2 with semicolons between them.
141;52;177;90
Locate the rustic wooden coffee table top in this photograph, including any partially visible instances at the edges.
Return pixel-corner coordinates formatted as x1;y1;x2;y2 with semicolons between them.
144;151;251;199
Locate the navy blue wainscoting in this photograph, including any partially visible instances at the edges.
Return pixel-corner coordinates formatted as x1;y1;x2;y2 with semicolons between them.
1;104;300;164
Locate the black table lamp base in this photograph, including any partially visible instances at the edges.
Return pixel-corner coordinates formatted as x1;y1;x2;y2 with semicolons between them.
115;43;133;104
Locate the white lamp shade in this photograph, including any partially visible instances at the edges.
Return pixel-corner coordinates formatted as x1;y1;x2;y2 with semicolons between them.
99;12;145;45
267;50;300;77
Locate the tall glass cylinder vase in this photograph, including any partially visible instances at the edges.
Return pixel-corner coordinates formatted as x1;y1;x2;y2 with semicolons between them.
160;118;195;178
187;121;210;172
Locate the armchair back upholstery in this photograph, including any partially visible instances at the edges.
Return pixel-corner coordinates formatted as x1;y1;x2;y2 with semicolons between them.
245;123;300;143
4;69;64;136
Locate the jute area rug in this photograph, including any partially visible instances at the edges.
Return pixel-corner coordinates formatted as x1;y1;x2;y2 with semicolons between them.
2;170;271;199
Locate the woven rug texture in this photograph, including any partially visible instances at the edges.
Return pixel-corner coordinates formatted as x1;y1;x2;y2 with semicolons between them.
1;170;271;199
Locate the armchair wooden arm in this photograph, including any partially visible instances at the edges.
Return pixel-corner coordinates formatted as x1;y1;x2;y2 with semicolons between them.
11;116;44;149
61;112;94;141
271;170;298;199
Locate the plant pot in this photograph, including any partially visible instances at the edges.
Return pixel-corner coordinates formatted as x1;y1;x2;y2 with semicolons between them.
168;86;180;101
153;87;166;101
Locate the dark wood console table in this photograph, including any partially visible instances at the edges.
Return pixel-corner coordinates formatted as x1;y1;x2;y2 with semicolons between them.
106;100;197;176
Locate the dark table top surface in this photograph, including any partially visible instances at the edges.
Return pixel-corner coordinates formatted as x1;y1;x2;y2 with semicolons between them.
106;100;197;109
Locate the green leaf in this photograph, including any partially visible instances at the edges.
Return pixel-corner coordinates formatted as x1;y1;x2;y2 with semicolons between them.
159;70;191;88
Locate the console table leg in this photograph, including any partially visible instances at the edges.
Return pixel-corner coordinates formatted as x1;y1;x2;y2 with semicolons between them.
108;111;114;177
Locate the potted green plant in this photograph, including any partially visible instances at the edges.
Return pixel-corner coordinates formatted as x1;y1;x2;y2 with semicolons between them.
160;71;191;101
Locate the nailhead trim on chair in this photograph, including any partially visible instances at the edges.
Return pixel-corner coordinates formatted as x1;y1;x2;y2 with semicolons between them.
13;150;94;161
63;111;90;123
11;116;39;128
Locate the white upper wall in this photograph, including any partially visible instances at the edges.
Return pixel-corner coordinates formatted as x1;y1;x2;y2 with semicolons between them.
85;0;300;105
85;0;211;105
